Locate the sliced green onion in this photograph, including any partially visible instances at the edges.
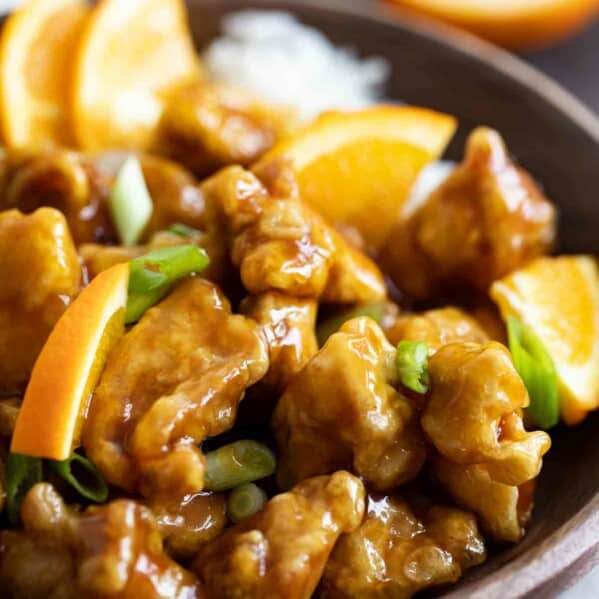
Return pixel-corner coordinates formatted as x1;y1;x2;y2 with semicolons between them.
5;453;42;525
126;245;210;323
396;341;429;394
204;440;276;492
168;223;202;239
47;453;108;503
227;483;267;523
317;303;387;346
109;155;153;245
506;316;559;429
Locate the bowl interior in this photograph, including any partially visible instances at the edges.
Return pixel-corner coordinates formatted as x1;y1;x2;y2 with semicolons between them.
188;2;599;597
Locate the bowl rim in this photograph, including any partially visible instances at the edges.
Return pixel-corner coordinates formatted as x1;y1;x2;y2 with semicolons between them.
194;1;599;597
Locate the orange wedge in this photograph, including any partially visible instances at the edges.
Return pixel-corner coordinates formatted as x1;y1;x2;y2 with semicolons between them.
388;0;599;50
0;0;90;147
11;263;129;460
253;106;456;249
71;0;201;151
490;256;599;425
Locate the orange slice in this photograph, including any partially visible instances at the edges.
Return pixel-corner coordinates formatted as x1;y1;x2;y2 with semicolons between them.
388;0;599;50
71;0;201;151
0;0;90;147
490;256;599;425
11;263;129;460
253;106;456;249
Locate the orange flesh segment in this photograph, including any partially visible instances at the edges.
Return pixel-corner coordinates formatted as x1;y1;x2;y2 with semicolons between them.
388;0;599;50
0;0;90;147
11;263;129;460
71;0;201;151
490;256;599;425
253;106;456;250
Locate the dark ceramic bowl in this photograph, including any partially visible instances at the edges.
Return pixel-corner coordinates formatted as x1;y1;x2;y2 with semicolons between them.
188;1;599;597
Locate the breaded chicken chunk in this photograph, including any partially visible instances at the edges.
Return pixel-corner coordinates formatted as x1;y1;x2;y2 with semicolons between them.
422;342;551;486
273;317;427;491
83;278;268;498
0;483;204;598
382;128;556;299
193;471;365;599
0;208;81;392
320;493;486;598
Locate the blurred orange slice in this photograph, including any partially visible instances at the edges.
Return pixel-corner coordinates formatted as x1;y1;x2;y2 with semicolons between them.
0;0;90;147
253;106;456;249
71;0;201;151
491;256;599;425
389;0;599;50
11;263;129;461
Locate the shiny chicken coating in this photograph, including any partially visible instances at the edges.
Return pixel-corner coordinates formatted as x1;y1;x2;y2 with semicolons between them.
422;342;551;486
385;306;489;353
320;493;486;598
83;278;268;498
0;148;115;244
201;165;386;302
0;483;204;599
156;82;297;178
0;208;81;393
192;471;365;599
241;292;318;393
381;127;556;299
273;317;427;491
432;456;535;543
148;491;228;561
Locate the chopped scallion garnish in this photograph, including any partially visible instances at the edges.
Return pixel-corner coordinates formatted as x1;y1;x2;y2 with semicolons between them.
506;316;559;429
168;223;202;238
204;440;276;492
126;245;210;323
109;155;153;245
227;483;267;523
5;453;42;525
396;340;429;394
47;452;109;503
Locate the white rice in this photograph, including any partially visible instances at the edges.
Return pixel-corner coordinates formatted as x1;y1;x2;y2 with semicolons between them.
203;11;391;121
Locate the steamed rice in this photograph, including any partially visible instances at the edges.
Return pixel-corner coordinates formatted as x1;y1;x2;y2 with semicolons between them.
203;11;390;121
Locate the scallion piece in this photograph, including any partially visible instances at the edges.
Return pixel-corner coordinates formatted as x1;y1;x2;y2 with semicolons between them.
227;483;267;523
204;440;276;492
109;155;153;245
126;245;210;323
317;303;387;346
47;453;108;503
506;316;559;429
396;340;429;394
168;223;201;239
5;453;42;525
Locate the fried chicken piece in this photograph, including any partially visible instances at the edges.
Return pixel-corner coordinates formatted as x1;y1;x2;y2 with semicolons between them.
273;317;427;491
241;292;318;392
381;128;556;299
156;82;296;178
201;165;386;302
320;493;486;598
0;208;82;393
0;148;115;244
83;278;268;498
192;471;365;599
148;491;227;561
422;342;551;486
385;307;489;353
432;456;535;543
0;483;205;599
